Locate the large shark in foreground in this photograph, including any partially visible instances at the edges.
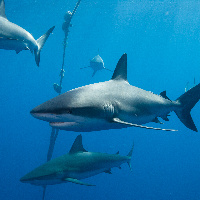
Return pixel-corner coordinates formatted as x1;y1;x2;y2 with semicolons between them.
31;53;200;132
20;134;133;186
0;0;55;66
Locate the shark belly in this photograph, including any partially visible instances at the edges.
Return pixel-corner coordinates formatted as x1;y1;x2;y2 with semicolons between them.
50;118;127;132
0;37;28;51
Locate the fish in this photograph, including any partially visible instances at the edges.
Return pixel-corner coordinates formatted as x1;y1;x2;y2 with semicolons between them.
81;55;112;77
20;134;133;186
31;53;200;132
0;0;55;66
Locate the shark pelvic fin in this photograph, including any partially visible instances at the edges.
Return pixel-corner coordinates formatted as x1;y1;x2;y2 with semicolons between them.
69;134;87;154
152;117;163;124
112;118;177;132
64;178;95;186
0;0;6;19
111;53;127;81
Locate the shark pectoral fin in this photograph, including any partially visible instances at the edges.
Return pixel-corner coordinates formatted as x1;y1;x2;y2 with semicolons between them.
104;169;112;174
104;67;113;72
64;178;95;186
112;118;177;132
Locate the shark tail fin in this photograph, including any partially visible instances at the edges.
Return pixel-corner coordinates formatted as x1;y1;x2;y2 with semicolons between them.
127;141;134;171
175;83;200;132
34;26;55;66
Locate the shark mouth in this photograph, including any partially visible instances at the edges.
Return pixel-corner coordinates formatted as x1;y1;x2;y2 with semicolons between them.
50;122;79;128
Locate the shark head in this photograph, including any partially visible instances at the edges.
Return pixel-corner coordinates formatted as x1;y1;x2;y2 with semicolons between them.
90;55;104;70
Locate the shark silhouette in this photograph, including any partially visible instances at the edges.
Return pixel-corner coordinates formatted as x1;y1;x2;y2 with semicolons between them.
0;0;55;66
31;53;200;132
81;55;112;77
20;134;133;186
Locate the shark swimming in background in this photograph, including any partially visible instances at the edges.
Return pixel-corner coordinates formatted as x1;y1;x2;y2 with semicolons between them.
20;134;134;186
81;55;112;77
0;0;55;66
31;53;200;132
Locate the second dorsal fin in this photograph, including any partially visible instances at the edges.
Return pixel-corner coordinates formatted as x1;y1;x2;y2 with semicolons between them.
160;91;171;101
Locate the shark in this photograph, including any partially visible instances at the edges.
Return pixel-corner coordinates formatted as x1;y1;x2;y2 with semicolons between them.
20;134;133;186
0;0;55;66
31;53;200;132
81;54;112;77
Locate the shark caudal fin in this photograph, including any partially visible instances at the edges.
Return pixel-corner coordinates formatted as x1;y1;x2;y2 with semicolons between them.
34;26;55;66
127;141;134;171
175;83;200;132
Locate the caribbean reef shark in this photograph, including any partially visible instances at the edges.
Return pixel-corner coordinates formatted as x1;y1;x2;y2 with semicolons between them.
0;0;55;66
31;53;200;132
20;134;133;186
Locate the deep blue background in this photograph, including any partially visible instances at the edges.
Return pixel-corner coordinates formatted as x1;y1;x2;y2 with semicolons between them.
1;0;200;199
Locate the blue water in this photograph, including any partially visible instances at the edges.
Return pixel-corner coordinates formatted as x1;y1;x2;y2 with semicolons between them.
1;0;200;199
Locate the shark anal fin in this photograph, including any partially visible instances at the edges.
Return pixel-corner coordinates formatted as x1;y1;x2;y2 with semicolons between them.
64;178;95;186
104;169;112;174
152;117;163;124
112;118;177;132
161;115;170;121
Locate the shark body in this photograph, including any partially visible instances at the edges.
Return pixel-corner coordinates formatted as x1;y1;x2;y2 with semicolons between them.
20;135;133;186
0;0;55;66
31;53;200;132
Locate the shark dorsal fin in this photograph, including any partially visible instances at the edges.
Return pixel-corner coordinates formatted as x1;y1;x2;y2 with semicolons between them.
0;0;6;19
111;53;127;81
69;134;87;154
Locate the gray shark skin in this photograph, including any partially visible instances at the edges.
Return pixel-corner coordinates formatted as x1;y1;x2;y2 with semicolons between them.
20;134;133;186
0;0;55;66
31;53;200;132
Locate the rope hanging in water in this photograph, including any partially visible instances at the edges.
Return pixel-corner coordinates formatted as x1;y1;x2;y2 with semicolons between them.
53;0;82;95
43;1;82;199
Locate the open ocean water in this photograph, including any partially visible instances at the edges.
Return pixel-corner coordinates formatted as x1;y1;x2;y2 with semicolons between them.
1;0;200;199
